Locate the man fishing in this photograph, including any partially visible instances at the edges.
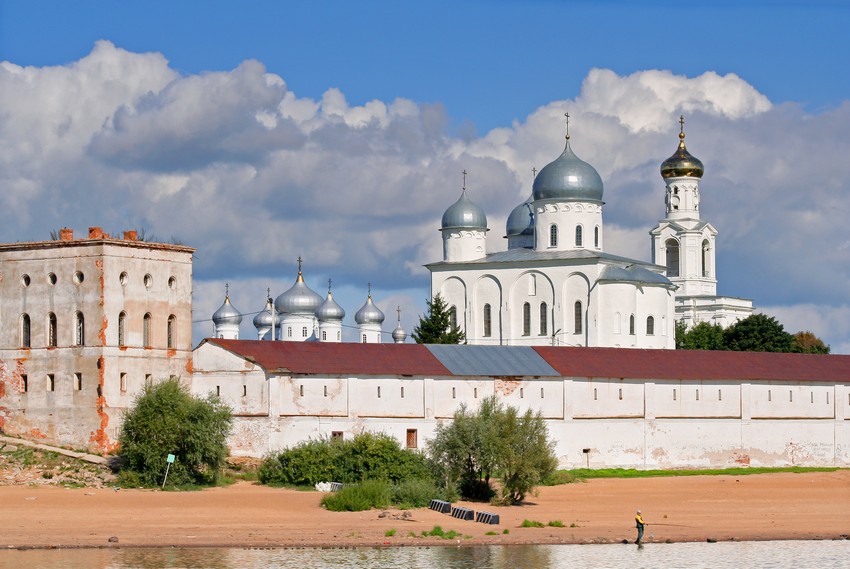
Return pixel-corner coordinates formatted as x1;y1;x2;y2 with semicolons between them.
635;510;647;544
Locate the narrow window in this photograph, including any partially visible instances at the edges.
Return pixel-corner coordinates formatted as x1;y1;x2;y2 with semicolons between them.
540;387;544;398
143;273;152;288
449;306;458;329
665;239;680;277
646;316;655;336
143;313;151;347
539;302;548;336
594;225;599;248
811;392;814;404
287;327;292;338
826;392;829;405
701;239;710;277
618;388;623;401
302;326;308;338
593;387;597;401
167;315;176;349
522;302;531;336
695;389;699;401
520;388;524;399
406;429;418;449
483;304;492;337
74;373;82;391
575;225;583;247
361;334;367;343
549;224;558;247
474;387;478;398
216;385;220;397
243;385;247;397
673;388;677;401
377;386;381;398
400;386;404;398
768;389;772;402
74;312;85;346
718;389;722;401
145;374;152;386
47;374;55;392
322;331;327;341
324;385;328;397
300;385;304;397
337;331;341;341
48;313;57;347
331;431;343;440
118;312;126;347
21;314;31;348
120;373;127;393
789;390;793;403
21;374;28;393
574;301;582;334
629;314;635;335
529;273;537;296
452;387;456;399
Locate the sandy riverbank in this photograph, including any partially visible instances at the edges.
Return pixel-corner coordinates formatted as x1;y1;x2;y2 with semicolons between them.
2;471;849;549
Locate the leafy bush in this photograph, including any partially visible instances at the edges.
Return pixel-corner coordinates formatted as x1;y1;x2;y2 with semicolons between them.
321;479;392;511
259;432;432;486
519;519;545;528
391;478;443;509
118;377;232;487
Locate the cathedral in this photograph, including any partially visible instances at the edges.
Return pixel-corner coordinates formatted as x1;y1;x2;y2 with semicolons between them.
426;117;751;348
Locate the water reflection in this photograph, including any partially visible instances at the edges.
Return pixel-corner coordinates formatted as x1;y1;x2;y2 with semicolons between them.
1;541;848;569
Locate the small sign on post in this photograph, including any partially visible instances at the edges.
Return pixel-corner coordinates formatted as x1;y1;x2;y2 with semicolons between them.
161;454;176;489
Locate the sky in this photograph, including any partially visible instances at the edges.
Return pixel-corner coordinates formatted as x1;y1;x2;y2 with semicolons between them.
1;0;849;352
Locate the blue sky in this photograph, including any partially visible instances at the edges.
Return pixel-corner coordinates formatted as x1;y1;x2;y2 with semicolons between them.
1;0;849;351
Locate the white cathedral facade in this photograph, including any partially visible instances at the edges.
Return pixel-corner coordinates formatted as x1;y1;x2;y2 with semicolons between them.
427;117;751;349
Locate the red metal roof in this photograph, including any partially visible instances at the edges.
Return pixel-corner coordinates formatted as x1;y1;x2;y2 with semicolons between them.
204;339;452;376
534;346;850;382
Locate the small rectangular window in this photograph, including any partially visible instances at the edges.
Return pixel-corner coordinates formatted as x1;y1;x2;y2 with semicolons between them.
377;386;381;398
300;385;304;397
74;373;82;391
673;388;677;401
406;429;418;449
120;373;127;393
789;390;793;403
593;388;597;401
47;374;55;392
21;374;28;393
768;389;772;402
540;387;544;398
243;385;247;397
826;392;829;405
216;385;220;397
811;392;814;404
400;386;404;398
452;387;456;399
695;389;699;401
718;389;722;401
331;431;343;440
618;388;623;401
520;388;524;399
324;385;328;397
474;387;478;398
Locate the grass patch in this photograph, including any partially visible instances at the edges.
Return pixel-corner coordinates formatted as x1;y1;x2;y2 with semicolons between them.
421;525;460;540
502;529;510;534
519;519;545;528
485;531;499;536
545;466;841;484
547;520;565;527
384;529;396;537
570;522;578;528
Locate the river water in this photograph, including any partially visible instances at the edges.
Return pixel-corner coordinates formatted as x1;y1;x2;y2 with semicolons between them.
1;541;848;569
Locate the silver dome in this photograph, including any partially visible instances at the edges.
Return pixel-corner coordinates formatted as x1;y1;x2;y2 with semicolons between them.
441;189;488;230
275;271;323;315
212;295;242;326
532;139;603;202
505;194;534;237
355;295;385;325
392;323;407;343
317;291;346;322
253;298;277;329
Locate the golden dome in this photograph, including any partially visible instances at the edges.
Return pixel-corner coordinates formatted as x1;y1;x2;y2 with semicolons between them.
660;116;704;179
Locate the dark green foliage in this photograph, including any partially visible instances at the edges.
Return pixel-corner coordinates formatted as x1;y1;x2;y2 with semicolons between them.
679;321;726;350
321;479;392;511
118;377;232;487
258;432;431;486
723;314;793;352
427;396;557;505
391;478;443;509
412;294;465;344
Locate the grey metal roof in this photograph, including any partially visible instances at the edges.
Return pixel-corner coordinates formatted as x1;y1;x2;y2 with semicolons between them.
426;344;560;377
597;264;674;287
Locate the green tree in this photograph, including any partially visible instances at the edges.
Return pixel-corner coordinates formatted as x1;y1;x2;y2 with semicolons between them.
412;294;465;344
679;321;727;350
674;320;688;349
427;396;557;505
791;331;831;354
723;314;793;352
119;377;232;487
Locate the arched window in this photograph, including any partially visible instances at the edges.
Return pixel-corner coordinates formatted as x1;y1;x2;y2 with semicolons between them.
337;331;341;341
302;326;308;338
629;314;635;335
20;314;31;348
665;238;680;277
522;302;531;336
322;331;327;341
539;302;548;336
646;315;655;336
287;327;292;338
594;225;600;248
361;334;367;343
449;306;458;330
167;315;176;349
483;304;492;337
575;225;583;247
47;313;57;347
143;313;152;347
701;239;710;277
118;312;126;347
574;301;582;334
549;224;558;247
74;312;85;346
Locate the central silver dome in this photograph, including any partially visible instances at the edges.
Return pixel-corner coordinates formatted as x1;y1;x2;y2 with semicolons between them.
441;190;488;230
275;273;323;315
355;295;385;325
532;140;603;202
